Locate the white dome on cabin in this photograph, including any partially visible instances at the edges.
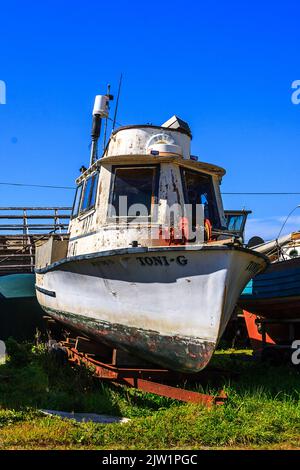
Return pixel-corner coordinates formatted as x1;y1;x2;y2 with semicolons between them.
104;123;191;160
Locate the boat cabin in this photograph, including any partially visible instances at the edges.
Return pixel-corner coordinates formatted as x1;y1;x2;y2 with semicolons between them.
67;116;228;257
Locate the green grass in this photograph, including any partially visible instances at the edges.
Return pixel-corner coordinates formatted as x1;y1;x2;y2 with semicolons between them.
1;340;300;449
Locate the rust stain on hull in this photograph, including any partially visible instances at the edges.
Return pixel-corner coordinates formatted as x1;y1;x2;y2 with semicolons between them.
43;306;215;373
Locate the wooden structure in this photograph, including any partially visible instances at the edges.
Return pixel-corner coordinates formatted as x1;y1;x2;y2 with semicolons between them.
0;207;71;275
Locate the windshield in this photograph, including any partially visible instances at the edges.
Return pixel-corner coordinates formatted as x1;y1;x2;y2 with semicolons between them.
110;166;158;218
225;214;245;232
224;211;250;239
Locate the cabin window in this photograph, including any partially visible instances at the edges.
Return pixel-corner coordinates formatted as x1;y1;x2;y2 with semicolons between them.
80;172;99;213
89;172;99;208
224;211;249;239
72;183;83;218
182;169;220;228
110;166;158;219
225;213;244;232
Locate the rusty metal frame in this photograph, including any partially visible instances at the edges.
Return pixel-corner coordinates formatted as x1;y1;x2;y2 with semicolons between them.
60;338;227;407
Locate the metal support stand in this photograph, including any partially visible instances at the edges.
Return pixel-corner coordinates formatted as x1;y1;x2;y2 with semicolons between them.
60;338;226;407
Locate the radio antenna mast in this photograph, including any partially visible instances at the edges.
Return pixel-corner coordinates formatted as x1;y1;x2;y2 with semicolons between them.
112;73;123;131
103;83;111;150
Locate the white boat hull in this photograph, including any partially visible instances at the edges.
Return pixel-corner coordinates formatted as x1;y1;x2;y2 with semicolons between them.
35;246;267;372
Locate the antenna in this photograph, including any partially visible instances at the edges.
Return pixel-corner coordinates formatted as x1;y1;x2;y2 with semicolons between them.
277;205;300;240
112;73;123;131
103;83;111;150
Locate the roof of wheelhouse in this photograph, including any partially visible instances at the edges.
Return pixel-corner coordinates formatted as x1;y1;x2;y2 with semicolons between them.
76;155;226;185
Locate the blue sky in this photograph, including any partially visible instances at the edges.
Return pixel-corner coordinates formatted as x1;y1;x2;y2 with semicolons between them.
1;0;300;241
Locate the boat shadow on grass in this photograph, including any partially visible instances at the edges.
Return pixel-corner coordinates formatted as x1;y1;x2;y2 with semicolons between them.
0;298;46;342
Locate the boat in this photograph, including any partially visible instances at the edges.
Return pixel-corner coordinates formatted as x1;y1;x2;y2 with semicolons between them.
0;207;70;340
240;231;300;354
35;91;268;373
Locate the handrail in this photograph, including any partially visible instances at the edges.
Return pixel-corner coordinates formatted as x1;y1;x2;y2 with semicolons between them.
0;207;71;210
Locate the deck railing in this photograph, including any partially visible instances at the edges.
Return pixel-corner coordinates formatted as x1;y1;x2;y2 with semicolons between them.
0;207;72;274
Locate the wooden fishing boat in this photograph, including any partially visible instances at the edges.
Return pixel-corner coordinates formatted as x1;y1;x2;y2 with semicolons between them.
240;232;300;354
241;256;300;318
35;93;268;373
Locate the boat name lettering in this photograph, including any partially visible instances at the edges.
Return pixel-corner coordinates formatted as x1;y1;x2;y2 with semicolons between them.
136;255;188;266
245;261;260;274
